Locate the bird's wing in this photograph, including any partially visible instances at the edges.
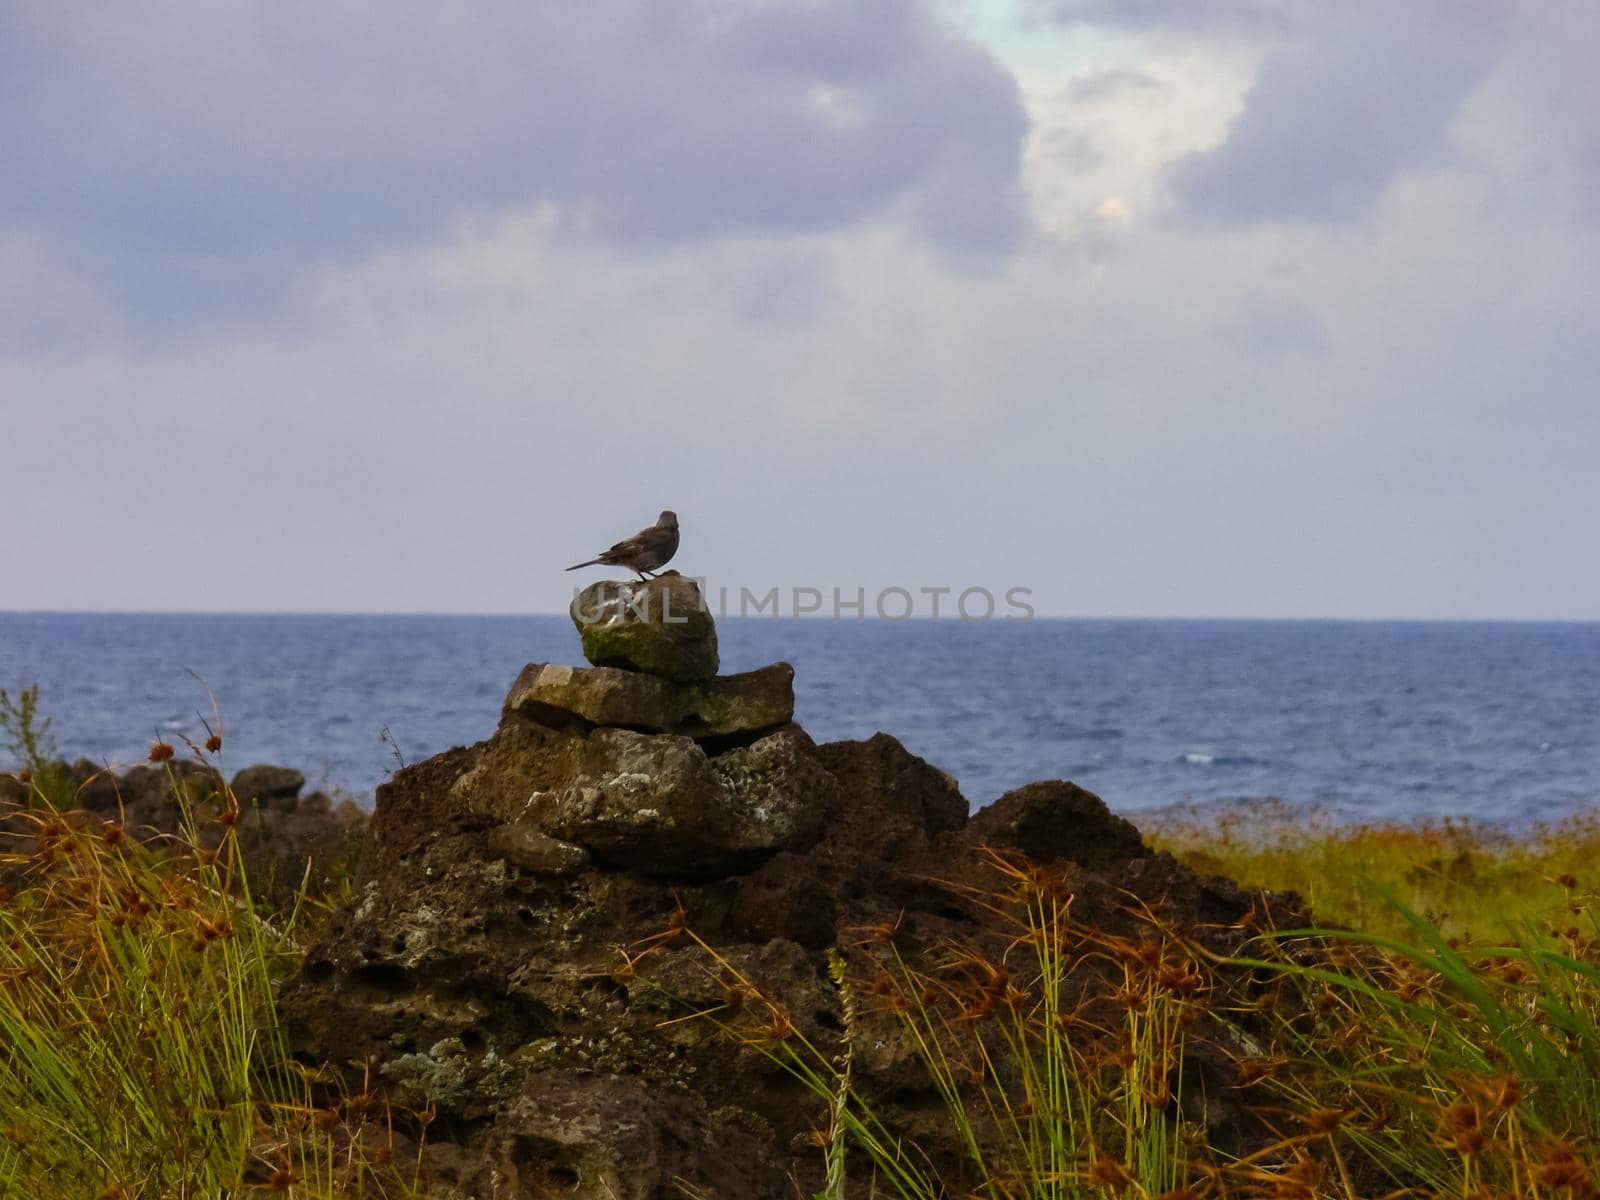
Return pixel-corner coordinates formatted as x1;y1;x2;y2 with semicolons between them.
600;531;649;560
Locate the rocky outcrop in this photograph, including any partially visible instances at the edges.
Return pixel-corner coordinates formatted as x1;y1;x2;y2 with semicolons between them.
815;731;968;837
969;779;1150;868
570;573;718;682
281;583;1299;1199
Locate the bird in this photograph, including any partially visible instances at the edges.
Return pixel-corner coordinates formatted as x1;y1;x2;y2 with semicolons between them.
565;510;680;580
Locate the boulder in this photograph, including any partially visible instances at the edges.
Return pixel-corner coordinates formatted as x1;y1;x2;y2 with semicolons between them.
570;573;718;682
815;732;968;836
232;764;306;808
967;779;1149;868
504;661;793;740
545;725;839;878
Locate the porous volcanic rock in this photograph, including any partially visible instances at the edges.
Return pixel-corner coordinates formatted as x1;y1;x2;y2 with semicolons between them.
485;821;589;877
570;573;718;681
423;1071;793;1199
546;725;840;878
232;763;306;808
968;779;1149;868
282;655;1299;1199
815;731;968;836
505;660;793;740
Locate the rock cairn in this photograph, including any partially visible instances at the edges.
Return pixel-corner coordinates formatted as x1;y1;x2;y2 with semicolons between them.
281;574;1287;1199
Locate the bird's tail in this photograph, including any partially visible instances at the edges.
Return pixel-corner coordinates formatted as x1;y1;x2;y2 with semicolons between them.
565;558;603;572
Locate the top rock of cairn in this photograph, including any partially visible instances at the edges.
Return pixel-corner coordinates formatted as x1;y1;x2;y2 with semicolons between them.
556;571;791;741
569;572;718;682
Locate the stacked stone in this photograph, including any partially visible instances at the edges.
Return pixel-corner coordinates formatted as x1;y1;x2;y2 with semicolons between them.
493;573;835;878
282;571;1221;1200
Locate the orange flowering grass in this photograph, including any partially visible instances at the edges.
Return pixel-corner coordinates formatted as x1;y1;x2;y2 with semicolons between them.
653;849;1227;1199
1210;866;1600;1200
659;840;1600;1200
0;745;424;1198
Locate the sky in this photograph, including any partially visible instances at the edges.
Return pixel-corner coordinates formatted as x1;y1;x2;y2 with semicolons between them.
2;0;1596;620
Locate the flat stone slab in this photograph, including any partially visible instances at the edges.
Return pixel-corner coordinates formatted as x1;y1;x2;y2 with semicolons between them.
505;661;794;740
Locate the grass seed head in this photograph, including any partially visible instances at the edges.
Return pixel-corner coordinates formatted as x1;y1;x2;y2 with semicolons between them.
957;991;998;1024
1089;1156;1132;1190
853;912;903;945
1442;1101;1480;1136
1536;1140;1592;1192
1441;1100;1486;1156
1303;1107;1345;1135
662;899;688;938
758;1007;793;1044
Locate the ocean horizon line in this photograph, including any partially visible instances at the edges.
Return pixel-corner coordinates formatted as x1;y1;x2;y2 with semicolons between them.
3;608;1599;625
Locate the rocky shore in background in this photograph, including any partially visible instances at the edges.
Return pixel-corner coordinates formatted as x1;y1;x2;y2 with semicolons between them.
0;756;367;902
259;573;1298;1198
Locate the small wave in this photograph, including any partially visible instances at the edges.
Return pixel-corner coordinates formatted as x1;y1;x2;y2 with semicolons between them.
1180;752;1264;767
1039;723;1126;741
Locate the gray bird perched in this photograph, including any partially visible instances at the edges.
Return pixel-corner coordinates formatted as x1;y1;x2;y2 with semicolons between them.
565;510;680;580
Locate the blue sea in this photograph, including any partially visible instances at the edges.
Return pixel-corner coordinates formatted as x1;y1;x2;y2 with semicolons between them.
2;614;1597;827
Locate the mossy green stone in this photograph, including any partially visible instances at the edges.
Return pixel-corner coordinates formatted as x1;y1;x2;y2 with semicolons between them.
569;573;719;682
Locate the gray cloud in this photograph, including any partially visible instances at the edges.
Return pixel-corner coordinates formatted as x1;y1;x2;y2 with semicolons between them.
1460;4;1600;231
1061;68;1168;105
3;2;1599;622
1037;0;1292;34
1170;2;1508;225
1214;295;1328;356
0;1;1027;324
714;248;832;325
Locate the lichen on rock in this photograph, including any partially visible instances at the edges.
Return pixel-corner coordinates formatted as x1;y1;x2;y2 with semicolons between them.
569;573;718;682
